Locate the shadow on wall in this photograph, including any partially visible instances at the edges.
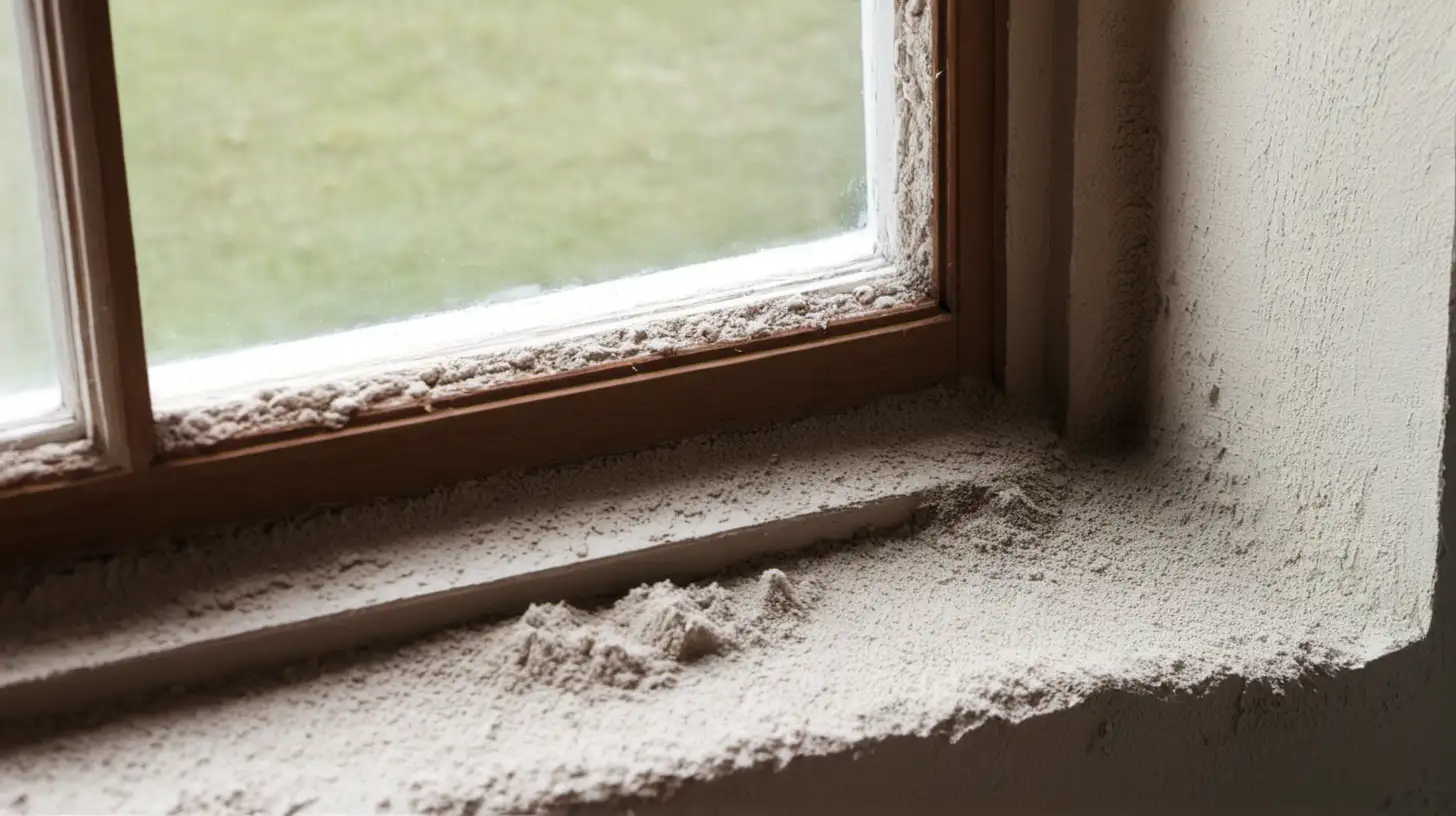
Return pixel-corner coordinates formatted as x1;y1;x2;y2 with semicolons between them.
606;207;1456;816
1030;0;1167;445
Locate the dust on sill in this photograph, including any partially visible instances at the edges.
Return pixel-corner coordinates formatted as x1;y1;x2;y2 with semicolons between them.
0;439;107;491
0;384;1425;815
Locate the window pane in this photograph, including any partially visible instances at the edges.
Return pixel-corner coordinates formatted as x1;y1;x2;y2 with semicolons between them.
0;8;63;413
113;0;867;365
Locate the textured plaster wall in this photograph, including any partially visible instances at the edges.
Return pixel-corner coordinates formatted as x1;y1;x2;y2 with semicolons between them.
641;0;1456;810
1042;0;1450;636
1148;0;1452;640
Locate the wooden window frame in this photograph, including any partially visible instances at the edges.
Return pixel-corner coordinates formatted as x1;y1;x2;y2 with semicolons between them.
0;0;999;560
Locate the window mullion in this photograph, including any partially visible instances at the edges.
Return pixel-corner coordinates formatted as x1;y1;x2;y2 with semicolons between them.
24;0;153;471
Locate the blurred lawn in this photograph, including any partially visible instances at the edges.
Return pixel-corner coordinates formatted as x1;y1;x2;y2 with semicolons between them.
110;0;867;365
1;14;61;395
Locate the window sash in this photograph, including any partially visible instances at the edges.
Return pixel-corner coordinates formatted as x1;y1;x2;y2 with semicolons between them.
0;0;993;561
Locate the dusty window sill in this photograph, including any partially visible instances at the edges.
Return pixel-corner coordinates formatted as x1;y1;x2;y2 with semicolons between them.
0;388;1432;815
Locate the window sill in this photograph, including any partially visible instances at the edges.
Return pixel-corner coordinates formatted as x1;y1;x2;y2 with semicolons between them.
0;388;1434;815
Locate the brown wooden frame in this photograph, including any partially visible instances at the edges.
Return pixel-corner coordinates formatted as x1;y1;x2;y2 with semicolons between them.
0;0;998;561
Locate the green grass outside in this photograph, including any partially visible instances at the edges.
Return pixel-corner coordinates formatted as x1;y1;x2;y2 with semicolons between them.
118;0;866;366
1;14;61;395
2;1;865;389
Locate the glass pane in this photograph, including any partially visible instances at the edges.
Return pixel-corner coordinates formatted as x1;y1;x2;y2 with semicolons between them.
0;7;63;415
113;0;867;365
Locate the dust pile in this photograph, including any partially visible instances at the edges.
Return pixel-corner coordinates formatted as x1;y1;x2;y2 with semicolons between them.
154;280;923;454
0;438;105;490
0;402;1406;815
487;570;808;694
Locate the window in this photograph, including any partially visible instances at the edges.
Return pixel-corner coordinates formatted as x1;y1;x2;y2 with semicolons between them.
1;9;60;437
0;0;995;557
